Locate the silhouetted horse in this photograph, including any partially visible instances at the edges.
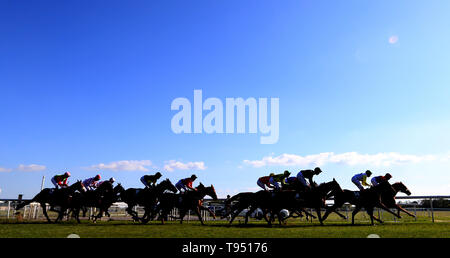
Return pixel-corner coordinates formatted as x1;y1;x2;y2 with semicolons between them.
120;179;178;222
225;179;342;226
76;181;125;222
264;179;344;226
324;181;409;225
221;192;259;224
221;191;311;225
157;183;218;225
322;181;401;225
382;182;415;218
223;181;342;226
15;181;86;223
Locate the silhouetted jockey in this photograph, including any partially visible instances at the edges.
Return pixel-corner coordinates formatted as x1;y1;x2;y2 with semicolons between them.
257;174;275;191
296;167;322;190
51;172;71;189
98;177;115;186
351;170;372;191
175;174;197;193
140;172;162;188
83;174;101;191
269;170;291;190
371;173;392;187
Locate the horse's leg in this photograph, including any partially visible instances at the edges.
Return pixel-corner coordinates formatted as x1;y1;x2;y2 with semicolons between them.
245;206;257;225
194;207;204;225
74;207;81;223
267;211;274;227
93;208;102;223
352;206;362;225
367;207;375;225
83;207;88;217
367;207;383;225
228;207;243;225
395;204;415;218
140;208;148;223
150;204;161;221
277;210;283;225
55;209;65;223
322;202;341;221
41;203;52;223
262;209;270;223
293;210;304;218
199;206;216;219
315;206;323;225
377;202;401;218
301;208;316;219
333;210;348;220
126;206;139;221
160;209;168;225
179;209;187;224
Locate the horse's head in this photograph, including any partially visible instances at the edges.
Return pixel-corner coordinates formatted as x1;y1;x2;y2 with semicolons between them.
113;183;125;201
71;180;87;192
196;183;205;191
393;182;411;196
330;178;343;193
114;183;125;194
161;179;178;193
317;180;338;192
99;181;113;192
206;184;218;200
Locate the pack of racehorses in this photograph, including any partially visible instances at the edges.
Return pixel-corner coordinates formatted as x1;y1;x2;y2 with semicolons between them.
15;178;414;226
15;179;218;225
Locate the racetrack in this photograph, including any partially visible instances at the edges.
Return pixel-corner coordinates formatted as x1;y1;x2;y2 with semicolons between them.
1;215;449;238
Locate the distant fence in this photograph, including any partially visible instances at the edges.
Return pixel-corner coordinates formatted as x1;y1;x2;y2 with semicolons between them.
1;195;449;223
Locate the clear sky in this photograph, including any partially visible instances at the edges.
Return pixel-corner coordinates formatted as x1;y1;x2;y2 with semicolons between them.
1;0;450;199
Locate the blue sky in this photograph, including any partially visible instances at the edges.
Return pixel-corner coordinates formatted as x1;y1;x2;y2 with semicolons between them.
1;0;450;198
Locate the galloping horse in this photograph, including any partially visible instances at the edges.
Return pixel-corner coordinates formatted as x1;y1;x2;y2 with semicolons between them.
351;181;402;225
382;182;415;218
120;179;178;222
222;192;259;224
322;181;406;225
264;179;344;226
76;181;125;222
157;183;218;225
223;179;344;226
15;181;86;223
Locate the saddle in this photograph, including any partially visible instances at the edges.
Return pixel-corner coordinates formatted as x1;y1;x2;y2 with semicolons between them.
353;191;360;199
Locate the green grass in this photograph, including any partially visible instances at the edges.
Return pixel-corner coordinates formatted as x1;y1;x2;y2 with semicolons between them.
0;218;449;238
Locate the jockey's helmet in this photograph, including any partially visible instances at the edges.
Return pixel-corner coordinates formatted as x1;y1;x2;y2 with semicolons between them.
314;167;322;174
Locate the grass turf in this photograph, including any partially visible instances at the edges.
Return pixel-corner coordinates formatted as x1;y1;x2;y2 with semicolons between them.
0;219;449;238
